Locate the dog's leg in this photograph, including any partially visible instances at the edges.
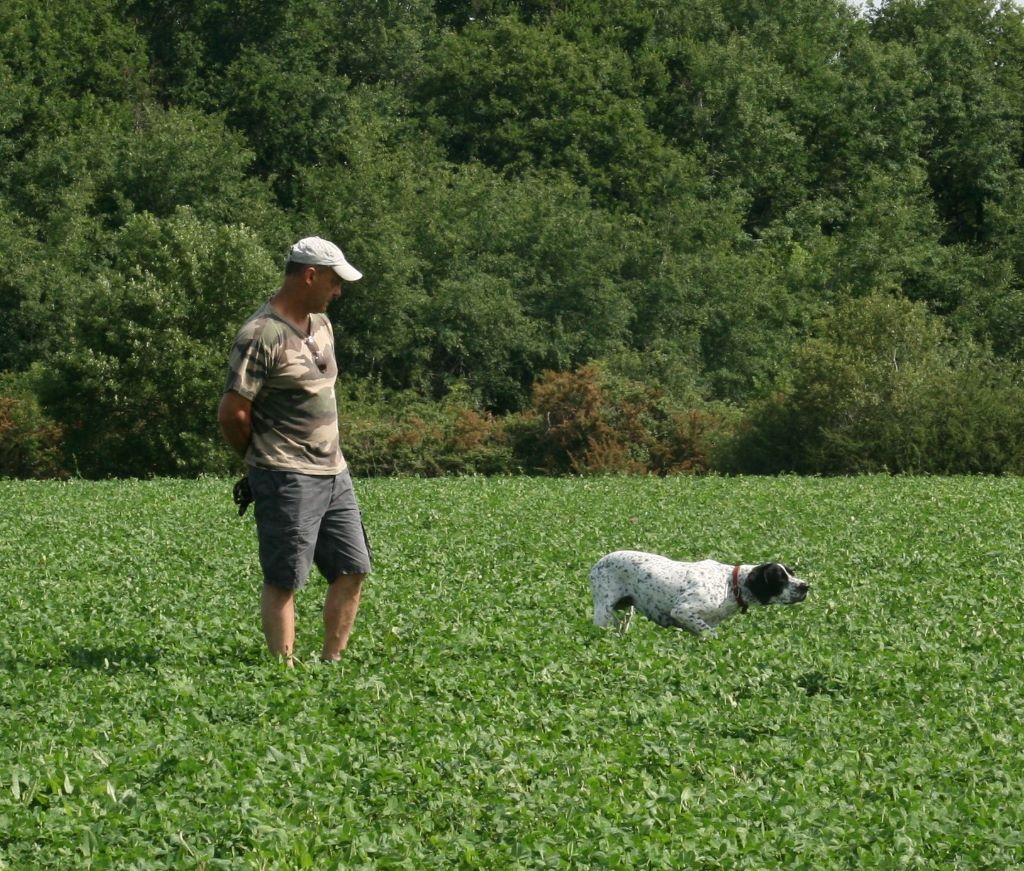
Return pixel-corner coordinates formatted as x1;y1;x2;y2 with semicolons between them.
592;599;615;628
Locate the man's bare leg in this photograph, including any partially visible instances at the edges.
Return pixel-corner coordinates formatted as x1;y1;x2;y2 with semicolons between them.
261;583;296;666
322;574;365;661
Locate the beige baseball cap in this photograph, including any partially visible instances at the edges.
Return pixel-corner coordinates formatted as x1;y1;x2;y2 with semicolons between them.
286;236;363;281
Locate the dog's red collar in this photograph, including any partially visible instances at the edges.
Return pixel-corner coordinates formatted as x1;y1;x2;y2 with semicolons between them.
732;565;748;614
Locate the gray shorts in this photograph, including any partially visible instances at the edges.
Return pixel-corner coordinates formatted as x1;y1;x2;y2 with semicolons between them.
248;466;373;591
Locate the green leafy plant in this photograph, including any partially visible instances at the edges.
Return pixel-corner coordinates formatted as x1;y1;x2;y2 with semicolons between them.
1;476;1022;867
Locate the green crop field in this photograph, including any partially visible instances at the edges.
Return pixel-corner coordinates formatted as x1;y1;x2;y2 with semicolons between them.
1;475;1023;869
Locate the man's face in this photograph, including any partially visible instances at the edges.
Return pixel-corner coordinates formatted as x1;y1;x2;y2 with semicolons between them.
309;266;343;312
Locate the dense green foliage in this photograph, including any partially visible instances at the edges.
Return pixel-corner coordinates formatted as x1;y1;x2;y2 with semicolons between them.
2;476;1023;866
2;0;1024;475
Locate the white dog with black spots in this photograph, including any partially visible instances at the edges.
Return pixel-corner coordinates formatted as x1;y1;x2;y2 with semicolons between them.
589;551;809;636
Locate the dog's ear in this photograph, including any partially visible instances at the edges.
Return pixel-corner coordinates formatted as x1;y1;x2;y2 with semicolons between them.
746;563;789;604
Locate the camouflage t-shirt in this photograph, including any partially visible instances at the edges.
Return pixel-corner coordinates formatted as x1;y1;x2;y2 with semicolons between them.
223;301;347;475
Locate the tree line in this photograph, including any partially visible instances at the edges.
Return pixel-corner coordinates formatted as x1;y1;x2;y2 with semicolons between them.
2;0;1024;477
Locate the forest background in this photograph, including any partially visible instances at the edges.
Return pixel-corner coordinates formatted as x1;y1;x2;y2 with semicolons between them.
2;0;1024;478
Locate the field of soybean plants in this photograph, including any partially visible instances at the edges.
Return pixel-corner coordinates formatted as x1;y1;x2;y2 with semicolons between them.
2;475;1023;869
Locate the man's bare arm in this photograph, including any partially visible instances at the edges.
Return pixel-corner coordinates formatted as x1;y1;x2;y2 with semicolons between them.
217;392;253;458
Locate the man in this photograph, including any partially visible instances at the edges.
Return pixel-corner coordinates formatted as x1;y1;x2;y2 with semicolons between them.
218;236;372;665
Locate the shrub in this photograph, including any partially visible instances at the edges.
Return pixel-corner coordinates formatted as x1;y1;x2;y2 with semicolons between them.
923;357;1024;474
650;408;742;475
42;211;278;477
725;293;1024;474
0;368;66;478
338;369;737;478
339;381;514;476
511;365;622;475
509;365;732;475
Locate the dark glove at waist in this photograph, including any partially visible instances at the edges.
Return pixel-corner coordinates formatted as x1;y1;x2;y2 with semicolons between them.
232;477;253;516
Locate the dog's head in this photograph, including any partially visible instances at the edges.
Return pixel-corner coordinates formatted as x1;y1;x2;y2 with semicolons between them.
746;563;809;606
